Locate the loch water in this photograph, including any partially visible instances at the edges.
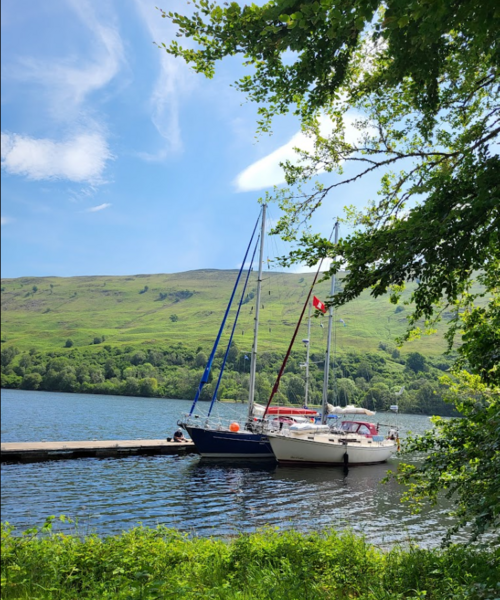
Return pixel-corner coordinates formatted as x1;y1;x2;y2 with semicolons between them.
1;389;456;547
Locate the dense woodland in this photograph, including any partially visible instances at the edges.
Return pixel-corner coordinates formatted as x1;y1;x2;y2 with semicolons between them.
1;341;457;416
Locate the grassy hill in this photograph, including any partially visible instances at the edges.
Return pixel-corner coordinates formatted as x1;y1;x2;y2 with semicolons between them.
0;270;472;357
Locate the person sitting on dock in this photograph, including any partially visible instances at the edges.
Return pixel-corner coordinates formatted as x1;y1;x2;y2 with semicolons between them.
173;429;188;443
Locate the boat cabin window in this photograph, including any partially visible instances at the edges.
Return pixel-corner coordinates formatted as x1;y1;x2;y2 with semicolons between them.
341;422;358;433
341;421;374;436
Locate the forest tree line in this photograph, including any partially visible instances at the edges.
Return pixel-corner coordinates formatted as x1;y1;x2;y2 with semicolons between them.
1;342;458;416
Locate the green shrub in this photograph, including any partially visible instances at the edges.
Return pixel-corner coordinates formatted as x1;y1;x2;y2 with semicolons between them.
1;521;498;600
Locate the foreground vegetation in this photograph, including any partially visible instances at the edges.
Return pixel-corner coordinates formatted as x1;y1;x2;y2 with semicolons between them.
2;521;498;600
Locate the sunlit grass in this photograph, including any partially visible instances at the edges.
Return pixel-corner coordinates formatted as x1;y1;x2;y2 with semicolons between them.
1;519;498;600
3;271;483;356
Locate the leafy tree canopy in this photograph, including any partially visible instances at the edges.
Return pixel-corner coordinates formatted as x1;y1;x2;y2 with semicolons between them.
406;352;426;374
161;0;499;352
162;0;499;124
396;371;499;545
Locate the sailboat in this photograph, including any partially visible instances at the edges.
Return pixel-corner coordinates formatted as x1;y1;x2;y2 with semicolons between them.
179;205;317;458
266;222;398;465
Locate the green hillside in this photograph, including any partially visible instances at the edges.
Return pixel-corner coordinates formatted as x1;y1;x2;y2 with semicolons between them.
3;270;481;415
1;270;463;356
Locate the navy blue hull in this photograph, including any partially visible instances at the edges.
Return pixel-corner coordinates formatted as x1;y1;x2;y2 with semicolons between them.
185;425;275;458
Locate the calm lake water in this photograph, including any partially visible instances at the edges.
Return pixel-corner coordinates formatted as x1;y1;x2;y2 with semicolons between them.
1;389;456;547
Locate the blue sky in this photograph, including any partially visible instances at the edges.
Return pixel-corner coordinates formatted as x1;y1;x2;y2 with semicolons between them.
1;0;373;279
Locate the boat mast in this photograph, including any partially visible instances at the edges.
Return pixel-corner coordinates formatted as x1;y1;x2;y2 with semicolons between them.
303;300;312;408
247;203;266;420
321;220;339;425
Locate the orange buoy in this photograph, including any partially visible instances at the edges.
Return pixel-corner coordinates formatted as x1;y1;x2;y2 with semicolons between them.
229;422;240;432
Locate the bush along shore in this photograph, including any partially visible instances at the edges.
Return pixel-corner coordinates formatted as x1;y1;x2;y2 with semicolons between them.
1;520;499;600
1;344;458;416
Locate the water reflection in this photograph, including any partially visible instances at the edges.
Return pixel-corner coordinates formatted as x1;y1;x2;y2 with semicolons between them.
1;452;458;546
1;390;456;547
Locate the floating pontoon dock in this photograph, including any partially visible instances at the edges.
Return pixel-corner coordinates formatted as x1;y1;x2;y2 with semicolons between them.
1;439;198;463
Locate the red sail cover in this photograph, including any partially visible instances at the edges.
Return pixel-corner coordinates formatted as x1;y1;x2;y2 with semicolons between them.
266;407;318;416
313;296;327;313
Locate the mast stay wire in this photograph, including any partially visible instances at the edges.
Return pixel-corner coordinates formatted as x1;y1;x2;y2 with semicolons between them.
264;220;339;416
260;204;290;355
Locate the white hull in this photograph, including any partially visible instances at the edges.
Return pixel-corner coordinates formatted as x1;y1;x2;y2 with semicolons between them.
200;452;274;458
267;433;396;465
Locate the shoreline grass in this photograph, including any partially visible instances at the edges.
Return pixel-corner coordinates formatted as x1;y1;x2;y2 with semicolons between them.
2;521;498;599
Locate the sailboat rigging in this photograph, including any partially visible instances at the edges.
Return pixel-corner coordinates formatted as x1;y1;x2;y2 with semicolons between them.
266;221;398;465
302;300;312;409
179;204;317;458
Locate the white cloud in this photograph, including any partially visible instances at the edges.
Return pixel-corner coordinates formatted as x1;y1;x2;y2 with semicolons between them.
235;114;363;192
87;203;112;212
2;1;120;187
1;132;112;183
1;216;12;226
234;130;311;192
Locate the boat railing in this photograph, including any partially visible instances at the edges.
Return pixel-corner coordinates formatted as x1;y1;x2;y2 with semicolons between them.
180;413;260;433
269;423;396;446
179;413;384;441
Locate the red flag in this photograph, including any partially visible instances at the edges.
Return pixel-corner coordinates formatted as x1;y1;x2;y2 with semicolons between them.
313;296;327;314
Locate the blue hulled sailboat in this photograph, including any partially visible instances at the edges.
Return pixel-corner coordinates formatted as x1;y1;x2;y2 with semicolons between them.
179;204;275;458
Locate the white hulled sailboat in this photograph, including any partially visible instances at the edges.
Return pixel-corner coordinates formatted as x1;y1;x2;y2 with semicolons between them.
266;222;398;465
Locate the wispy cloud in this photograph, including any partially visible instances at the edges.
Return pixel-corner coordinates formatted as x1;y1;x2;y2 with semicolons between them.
2;0;122;187
1;132;112;183
87;203;112;212
235;114;362;192
139;59;185;160
133;0;196;159
11;0;124;120
1;216;13;226
68;185;100;204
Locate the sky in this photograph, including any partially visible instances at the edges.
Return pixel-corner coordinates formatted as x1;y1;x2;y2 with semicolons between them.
1;0;376;279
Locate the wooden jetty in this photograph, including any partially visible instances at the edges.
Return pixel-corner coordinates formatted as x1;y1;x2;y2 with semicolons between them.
1;439;198;463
